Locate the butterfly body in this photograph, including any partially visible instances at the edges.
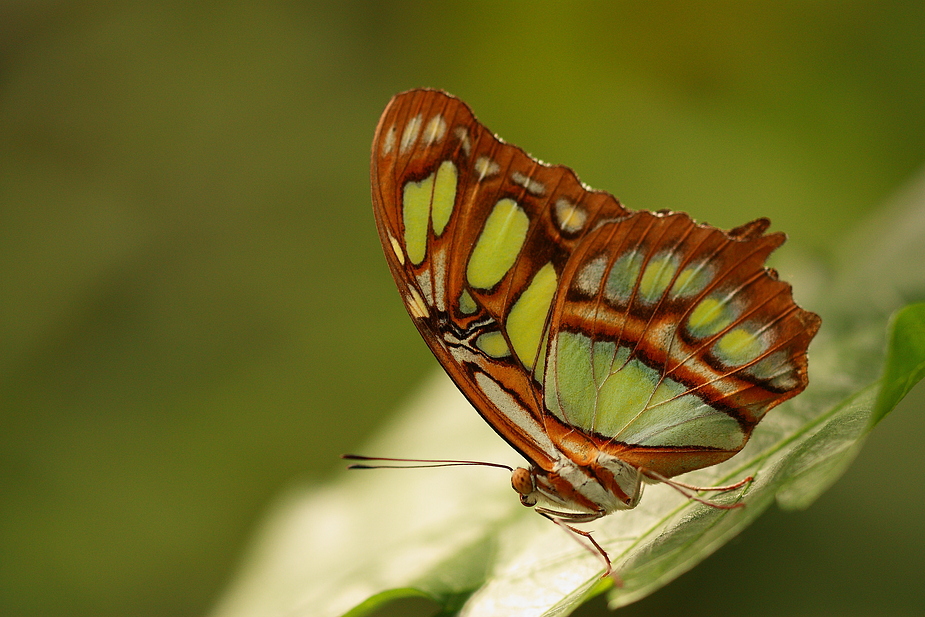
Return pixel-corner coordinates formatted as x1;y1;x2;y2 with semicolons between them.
370;89;820;530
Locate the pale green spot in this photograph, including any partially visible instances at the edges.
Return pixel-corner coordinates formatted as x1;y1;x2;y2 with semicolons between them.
748;351;790;380
591;341;618;387
545;330;744;448
595;359;660;436
402;161;458;263
476;331;510;358
459;289;477;315
604;251;644;303
431;161;457;235
715;327;766;366
467;199;529;289
687;296;734;338
747;351;799;400
671;263;713;298
507;263;557;370
608;372;745;449
613;379;698;443
402;173;435;265
533;323;550;385
546;331;596;428
638;253;679;303
648;377;690;408
630;406;745;449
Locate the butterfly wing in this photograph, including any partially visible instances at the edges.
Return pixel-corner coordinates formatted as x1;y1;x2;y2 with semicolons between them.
371;88;820;482
370;89;630;467
542;211;821;477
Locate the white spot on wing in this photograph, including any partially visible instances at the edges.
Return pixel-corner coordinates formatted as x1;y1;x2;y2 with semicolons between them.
575;255;608;295
554;198;588;233
474;155;500;181
474;372;557;456
746;350;798;391
381;124;397;156
416;270;433;304
406;286;430;319
770;372;799;391
433;250;447;312
388;233;405;265
454;126;471;156
423;114;447;145
511;171;546;196
400;114;423;153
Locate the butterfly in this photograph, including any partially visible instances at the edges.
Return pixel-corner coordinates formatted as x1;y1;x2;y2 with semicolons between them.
351;88;820;577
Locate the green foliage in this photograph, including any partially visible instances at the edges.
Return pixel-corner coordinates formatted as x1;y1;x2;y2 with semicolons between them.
872;305;925;427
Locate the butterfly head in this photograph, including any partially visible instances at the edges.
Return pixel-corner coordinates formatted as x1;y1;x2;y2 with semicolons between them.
511;467;538;507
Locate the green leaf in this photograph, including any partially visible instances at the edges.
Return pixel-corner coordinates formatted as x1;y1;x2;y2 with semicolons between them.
871;303;925;428
209;174;925;617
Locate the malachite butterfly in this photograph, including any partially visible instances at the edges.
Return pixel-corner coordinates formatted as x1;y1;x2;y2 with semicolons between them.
352;88;821;577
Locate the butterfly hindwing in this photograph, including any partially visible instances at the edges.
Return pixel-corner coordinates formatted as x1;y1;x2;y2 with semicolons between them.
542;211;820;477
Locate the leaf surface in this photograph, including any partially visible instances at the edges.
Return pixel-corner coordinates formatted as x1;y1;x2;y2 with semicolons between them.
209;172;925;617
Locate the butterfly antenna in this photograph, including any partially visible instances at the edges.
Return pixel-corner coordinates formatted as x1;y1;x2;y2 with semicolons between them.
342;454;513;472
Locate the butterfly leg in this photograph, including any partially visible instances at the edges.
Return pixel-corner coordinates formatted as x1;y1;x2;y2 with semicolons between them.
536;508;622;586
641;469;751;510
665;475;753;493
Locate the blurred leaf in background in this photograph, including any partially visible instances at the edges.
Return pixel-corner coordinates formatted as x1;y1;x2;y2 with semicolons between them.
1;2;923;617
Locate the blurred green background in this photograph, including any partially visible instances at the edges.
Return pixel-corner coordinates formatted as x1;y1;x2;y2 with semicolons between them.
1;2;924;616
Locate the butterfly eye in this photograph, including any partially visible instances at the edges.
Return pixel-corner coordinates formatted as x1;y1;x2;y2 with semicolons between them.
511;467;535;497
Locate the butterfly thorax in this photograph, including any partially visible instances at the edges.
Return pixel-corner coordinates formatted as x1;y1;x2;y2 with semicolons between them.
512;451;645;519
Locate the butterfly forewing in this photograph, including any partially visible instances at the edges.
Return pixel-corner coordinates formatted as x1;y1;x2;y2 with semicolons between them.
370;88;820;487
371;89;633;466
